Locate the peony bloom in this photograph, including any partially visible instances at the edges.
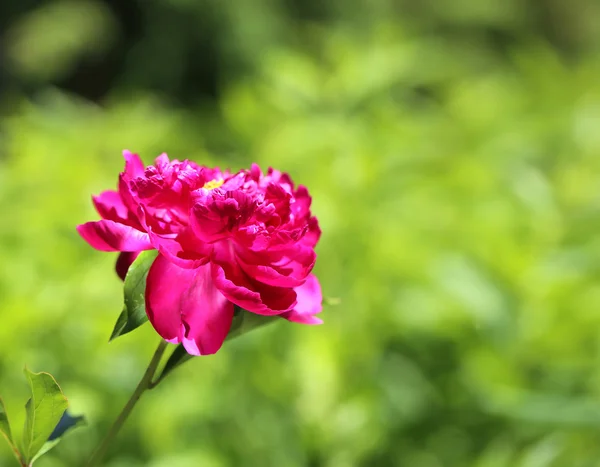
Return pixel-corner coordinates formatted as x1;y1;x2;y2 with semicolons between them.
78;151;322;355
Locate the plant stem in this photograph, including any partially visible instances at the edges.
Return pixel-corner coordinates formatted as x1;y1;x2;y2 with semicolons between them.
86;340;168;467
147;373;166;390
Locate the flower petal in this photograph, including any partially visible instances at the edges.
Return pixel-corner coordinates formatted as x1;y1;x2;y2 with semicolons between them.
93;189;143;230
235;244;315;288
93;190;129;221
281;274;323;325
146;255;234;355
153;234;210;269
77;220;153;252
118;150;146;214
190;186;255;243
211;242;297;315
123;150;145;177
145;254;184;342
138;207;210;269
292;185;321;248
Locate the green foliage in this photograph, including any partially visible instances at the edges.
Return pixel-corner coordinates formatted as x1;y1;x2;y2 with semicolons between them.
0;398;21;464
0;371;84;466
2;0;600;466
35;410;86;463
22;369;69;464
110;251;158;341
225;308;279;342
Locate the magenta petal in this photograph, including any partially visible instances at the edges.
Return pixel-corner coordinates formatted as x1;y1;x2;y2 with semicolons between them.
302;216;321;249
122;150;145;177
211;242;297;314
211;262;264;311
92;190;129;221
237;261;305;287
146;255;183;342
118;150;146;214
190;202;230;243
236;245;315;288
281;274;323;325
77;220;153;252
154;236;210;269
93;189;142;230
211;261;297;315
146;255;234;355
138;208;210;269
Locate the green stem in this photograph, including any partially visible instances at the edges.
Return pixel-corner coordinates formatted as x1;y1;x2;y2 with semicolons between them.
147;372;167;390
86;340;168;467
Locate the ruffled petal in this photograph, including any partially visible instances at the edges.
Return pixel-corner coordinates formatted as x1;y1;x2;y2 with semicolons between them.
235;244;315;288
292;185;320;248
118;150;146;214
93;189;143;231
302;216;321;249
211;242;297;315
138;207;210;269
92;190;129;222
146;255;234;355
123;150;145;177
281;274;323;324
190;200;230;243
190;185;254;243
153;234;210;269
77;220;153;252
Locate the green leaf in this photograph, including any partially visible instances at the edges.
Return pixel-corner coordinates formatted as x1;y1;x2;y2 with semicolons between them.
21;369;69;465
30;410;86;465
225;307;279;341
0;397;23;465
155;307;279;382
110;250;159;340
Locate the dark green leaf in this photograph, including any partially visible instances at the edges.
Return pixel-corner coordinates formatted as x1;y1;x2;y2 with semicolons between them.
0;397;23;465
110;250;159;340
22;369;69;465
157;344;194;383
30;410;86;464
48;410;86;441
0;397;14;446
225;306;279;341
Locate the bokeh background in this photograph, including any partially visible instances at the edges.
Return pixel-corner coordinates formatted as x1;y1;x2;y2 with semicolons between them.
2;1;600;466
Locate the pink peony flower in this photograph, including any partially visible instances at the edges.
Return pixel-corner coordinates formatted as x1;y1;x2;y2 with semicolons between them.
78;151;323;355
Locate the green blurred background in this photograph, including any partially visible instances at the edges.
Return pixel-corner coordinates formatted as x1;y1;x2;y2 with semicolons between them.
2;1;600;466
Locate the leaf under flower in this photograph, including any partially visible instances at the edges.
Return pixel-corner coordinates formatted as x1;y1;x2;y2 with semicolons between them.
110;250;159;341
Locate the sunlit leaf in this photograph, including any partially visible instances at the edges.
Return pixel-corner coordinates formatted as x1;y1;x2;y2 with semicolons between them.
225;307;278;342
30;410;86;464
110;250;159;340
22;369;69;465
0;397;23;465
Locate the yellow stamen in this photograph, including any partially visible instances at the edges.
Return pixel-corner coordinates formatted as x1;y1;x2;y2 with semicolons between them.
203;179;224;190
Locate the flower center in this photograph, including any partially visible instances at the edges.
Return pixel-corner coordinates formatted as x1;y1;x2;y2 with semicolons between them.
203;179;225;190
